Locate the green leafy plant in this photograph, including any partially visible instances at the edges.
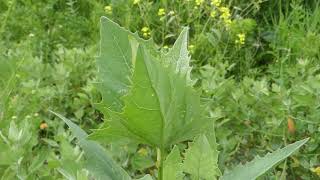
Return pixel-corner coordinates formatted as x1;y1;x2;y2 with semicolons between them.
53;17;309;180
0;41;97;179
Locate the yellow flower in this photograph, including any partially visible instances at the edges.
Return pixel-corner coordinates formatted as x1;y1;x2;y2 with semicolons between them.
210;10;216;18
219;7;229;13
141;27;151;38
133;0;140;5
104;5;112;14
195;0;204;6
163;45;169;49
188;45;195;52
235;33;246;45
158;8;166;16
219;7;231;19
218;6;232;27
211;0;221;7
311;167;320;176
141;27;149;32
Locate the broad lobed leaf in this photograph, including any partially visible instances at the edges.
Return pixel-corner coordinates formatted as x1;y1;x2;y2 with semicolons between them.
91;17;212;148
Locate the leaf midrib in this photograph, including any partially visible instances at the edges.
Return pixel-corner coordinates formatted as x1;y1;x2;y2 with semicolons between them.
143;48;166;149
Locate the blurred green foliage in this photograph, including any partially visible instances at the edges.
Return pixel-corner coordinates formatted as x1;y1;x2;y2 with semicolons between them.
1;0;320;179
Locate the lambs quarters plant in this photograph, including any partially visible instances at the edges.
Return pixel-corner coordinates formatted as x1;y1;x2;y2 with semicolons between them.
54;17;309;180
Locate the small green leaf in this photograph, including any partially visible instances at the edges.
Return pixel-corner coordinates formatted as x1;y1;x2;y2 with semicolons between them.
183;135;220;180
163;146;183;180
28;148;49;174
221;138;309;180
131;154;155;171
42;138;59;147
8;120;19;142
0;142;16;165
77;169;89;180
136;174;154;180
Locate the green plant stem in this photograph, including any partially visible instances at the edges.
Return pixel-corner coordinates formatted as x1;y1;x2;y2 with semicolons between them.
157;147;166;180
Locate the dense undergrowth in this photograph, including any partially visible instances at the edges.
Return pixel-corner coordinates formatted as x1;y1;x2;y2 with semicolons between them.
1;0;320;179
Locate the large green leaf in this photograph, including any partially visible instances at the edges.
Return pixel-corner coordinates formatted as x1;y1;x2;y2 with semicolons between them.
52;111;131;180
183;135;220;180
163;146;183;180
91;18;212;148
221;138;309;180
97;17;140;112
97;17;133;112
